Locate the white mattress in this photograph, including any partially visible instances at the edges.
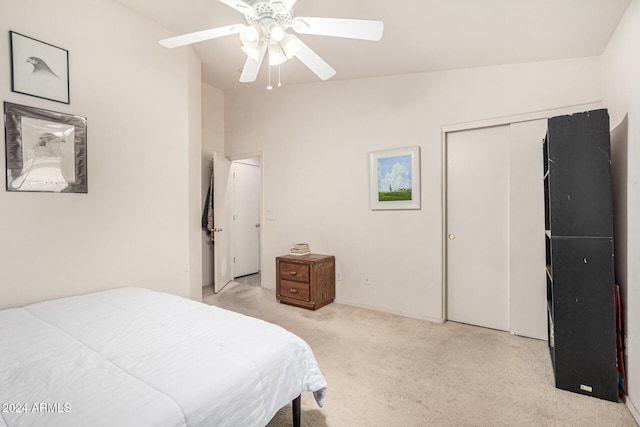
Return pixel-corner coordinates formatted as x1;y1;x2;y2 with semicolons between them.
0;288;327;427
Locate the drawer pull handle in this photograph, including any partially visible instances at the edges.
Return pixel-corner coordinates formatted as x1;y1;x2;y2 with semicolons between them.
289;271;297;276
290;288;298;294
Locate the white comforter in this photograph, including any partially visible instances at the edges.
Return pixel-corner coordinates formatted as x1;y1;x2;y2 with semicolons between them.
0;288;326;427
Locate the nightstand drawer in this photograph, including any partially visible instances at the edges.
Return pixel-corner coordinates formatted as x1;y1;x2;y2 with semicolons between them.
278;262;310;283
280;280;310;301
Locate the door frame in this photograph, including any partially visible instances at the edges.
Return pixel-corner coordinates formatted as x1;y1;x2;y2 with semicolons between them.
440;103;603;326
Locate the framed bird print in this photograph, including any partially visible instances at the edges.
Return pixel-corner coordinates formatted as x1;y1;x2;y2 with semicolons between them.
9;31;70;104
4;102;87;193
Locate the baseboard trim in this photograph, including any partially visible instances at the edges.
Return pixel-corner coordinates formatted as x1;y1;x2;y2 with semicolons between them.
335;298;444;324
627;397;640;425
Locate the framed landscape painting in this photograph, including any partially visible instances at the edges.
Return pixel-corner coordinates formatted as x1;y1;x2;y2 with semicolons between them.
369;146;420;210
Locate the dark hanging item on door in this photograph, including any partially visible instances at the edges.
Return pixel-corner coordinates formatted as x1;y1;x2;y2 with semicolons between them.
201;172;214;241
543;108;618;402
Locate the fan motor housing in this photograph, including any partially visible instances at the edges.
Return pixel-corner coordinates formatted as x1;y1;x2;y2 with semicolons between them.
245;1;293;26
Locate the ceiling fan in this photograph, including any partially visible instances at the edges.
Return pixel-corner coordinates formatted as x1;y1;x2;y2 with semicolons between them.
159;0;384;87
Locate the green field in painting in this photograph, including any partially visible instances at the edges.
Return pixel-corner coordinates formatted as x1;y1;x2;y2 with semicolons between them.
378;190;412;202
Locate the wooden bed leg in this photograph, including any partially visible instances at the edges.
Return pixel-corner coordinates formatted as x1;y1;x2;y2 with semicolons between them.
292;395;301;427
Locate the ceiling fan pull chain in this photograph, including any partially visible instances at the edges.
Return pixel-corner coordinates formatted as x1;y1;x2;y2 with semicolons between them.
267;64;273;90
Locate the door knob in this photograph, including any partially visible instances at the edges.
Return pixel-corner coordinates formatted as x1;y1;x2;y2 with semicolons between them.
255;224;261;228
448;233;455;240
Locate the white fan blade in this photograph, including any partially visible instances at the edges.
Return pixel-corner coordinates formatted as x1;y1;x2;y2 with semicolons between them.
291;17;384;41
219;0;254;15
239;43;267;82
294;41;336;81
159;24;244;48
270;0;297;13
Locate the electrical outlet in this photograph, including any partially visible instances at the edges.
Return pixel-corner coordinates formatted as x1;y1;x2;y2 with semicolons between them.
364;276;372;286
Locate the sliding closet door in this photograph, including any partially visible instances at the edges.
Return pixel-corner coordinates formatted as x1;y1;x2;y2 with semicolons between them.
446;125;510;331
509;119;547;340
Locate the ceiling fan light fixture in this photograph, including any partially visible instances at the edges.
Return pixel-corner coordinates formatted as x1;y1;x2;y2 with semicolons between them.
245;26;259;42
268;44;287;66
241;44;262;61
158;0;384;85
269;22;285;42
267;33;301;66
240;24;262;45
240;24;265;61
281;33;302;58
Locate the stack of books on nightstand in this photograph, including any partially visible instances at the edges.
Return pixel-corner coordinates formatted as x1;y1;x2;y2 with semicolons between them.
289;243;310;255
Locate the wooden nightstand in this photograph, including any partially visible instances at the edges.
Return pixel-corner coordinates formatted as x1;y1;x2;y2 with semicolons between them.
276;254;335;310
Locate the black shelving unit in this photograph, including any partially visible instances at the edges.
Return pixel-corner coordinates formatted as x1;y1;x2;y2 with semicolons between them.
543;109;618;402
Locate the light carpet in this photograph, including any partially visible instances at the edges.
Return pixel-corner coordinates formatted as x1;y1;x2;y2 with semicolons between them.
203;281;636;427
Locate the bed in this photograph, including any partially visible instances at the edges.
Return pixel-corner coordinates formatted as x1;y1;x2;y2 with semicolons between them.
0;287;327;427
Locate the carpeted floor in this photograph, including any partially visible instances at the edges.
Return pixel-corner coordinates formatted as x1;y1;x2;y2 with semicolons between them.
203;279;637;427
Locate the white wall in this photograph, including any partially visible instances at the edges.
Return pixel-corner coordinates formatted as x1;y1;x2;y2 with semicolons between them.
602;0;640;420
201;83;225;287
187;49;203;300
0;0;202;308
225;57;602;321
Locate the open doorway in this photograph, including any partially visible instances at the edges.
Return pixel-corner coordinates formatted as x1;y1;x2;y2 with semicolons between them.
202;153;263;300
231;156;262;287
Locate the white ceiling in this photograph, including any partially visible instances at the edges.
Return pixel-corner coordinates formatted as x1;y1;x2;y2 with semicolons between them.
115;0;631;91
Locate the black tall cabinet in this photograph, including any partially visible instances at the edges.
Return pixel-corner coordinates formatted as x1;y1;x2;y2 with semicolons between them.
543;109;618;402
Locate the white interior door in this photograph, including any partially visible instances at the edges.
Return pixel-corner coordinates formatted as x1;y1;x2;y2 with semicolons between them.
213;152;232;293
446;125;510;331
232;161;261;277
